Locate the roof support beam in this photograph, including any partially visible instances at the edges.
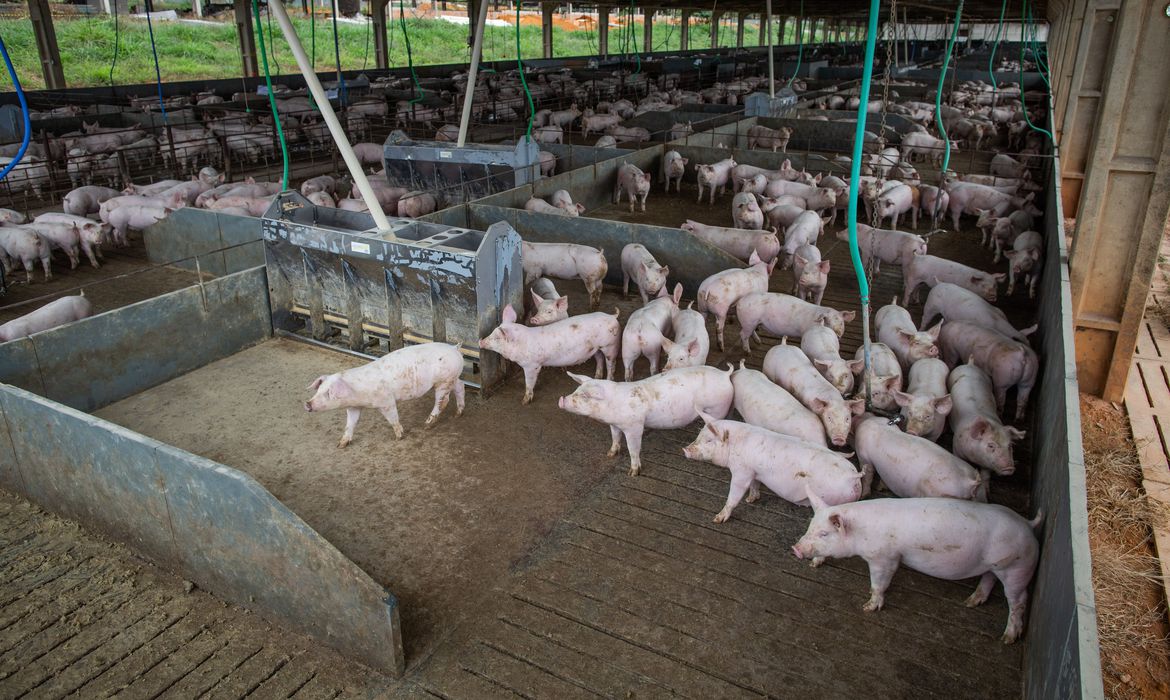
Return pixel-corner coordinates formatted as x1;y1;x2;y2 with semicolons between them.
680;10;690;50
710;10;721;49
736;12;745;48
28;0;65;90
541;2;554;59
643;8;653;52
234;0;259;77
1069;0;1170;400
598;6;609;58
372;0;390;70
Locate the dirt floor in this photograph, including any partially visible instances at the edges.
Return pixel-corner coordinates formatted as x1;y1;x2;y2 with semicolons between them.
1080;395;1170;699
0;235;201;325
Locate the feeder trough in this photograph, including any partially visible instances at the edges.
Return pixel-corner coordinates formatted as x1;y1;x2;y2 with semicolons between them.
380;129;542;203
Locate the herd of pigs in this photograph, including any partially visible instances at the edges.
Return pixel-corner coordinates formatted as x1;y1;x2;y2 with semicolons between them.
0;68;1049;648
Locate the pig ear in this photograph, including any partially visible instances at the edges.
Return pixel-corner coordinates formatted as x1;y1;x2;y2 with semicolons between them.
969;418;990;438
896;329;916;342
307;376;326;391
810;397;829;415
840;310;857;322
882;375;901;392
813;359;831;371
926;320;944;341
805;485;828;512
969;275;985;285
1008;426;1027;440
848;398;866;415
672;283;684;304
554;296;568;310
794;255;807;267
686;339;701;356
994;273;1008;282
892;391;913;407
817;261;831;273
576;203;585;213
828;513;847;534
502;305;518;324
749;249;761;265
566;372;590;385
847;358;866;374
530;289;543;306
934;394;954;415
697;410;718;431
661;337;675;352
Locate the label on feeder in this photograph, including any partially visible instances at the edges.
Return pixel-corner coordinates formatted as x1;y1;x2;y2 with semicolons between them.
439;151;453;159
351;241;371;255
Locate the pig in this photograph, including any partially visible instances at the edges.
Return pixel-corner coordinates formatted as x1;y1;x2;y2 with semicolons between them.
875;299;942;371
622;284;683;379
918;184;950;222
895;358;953;441
737;174;768;196
526;277;568;326
548;105;582;129
99;192;185;226
525;197;574;217
434;125;460;142
561;365;732;476
661;151;688;192
478;305;621;404
791;491;1041;644
921;282;1034;342
606;125;651;143
301;175;336;197
731;161;800;185
0;156;50;195
851;343;904;412
835;224;927;276
730;192;764;230
107;204;173;246
904;253;1004;304
304;343;465;446
852;415;985;501
731;362;827;447
697;251;777;352
1004;231;1043;298
948;360;1027;475
0;226;52;283
0;295;93;342
28;218;88;269
351;142;384;166
990;153;1028;179
621;244;670;304
874;182;918;231
537;150;557;177
685;414;865;522
792;244;830;305
781;211;823;270
801;322;863;395
548;189;584;217
613;163;652;213
899;131;956;165
661;302;710;370
746;124;793;153
397;192;438;218
943;182;1025;230
534;125;564;145
669;122;694;140
696;158;737;205
338;198;369;212
763;340;865;446
532;109;553;128
760;198;806;231
764;180;838;213
306;191;335;207
594;135;618;149
0;208;26;225
522;242;608;309
679;220;781;264
581;113;621;137
736;292;856;353
938;321;1038;421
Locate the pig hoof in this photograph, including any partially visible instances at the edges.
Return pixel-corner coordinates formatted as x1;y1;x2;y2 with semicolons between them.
712;513;729;524
964;592;989;608
338;438;351;448
606;447;620;458
810;557;825;568
862;600;882;613
521;394;534;406
1001;631;1020;645
393;427;405;439
627;466;640;477
746;491;760;504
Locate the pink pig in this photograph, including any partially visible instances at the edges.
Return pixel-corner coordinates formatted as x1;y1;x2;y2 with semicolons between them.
661;302;710;370
904;253;1004;304
697;250;777;351
792;244;830;305
736;292;855;354
947;361;1026;475
731;361;828;448
695;158;737;205
763;340;865;446
938;321;1038;421
921;283;1035;342
875;299;942;371
852;414;984;501
613;164;652;213
680;220;781;264
622;283;682;379
620;243;670;303
894;358;953;441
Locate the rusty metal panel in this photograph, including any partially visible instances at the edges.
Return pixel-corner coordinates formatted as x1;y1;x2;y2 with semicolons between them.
0;383;405;677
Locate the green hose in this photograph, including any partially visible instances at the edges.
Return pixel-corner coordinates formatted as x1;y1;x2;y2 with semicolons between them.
515;2;534;140
1025;0;1050;88
932;2;963;179
252;0;290;190
1019;0;1053;141
785;0;804;90
400;5;424;105
987;0;1007;89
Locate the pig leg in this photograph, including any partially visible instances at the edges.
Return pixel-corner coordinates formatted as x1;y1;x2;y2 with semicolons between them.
998;569;1032;643
593;351;605;379
965;571;997;608
646;350;659;376
379;402;405;439
714;473;753;522
68;246;80;269
1015;381;1035;422
40;254;52;281
339;408;362;448
696;183;705;203
1028;273;1038;300
81;240;100;268
623;346;639;381
715;313;726;352
862;557;901;612
740;323;756;354
521;365;541;405
21;259;33;284
425;382;453;427
627;189;635;213
453;379;466;415
745;479;761;503
606;425;623;457
622;424;645;476
622;271;630;298
911;206;918;231
638;192;647;212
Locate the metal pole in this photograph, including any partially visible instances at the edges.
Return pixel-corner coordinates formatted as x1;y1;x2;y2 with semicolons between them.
457;0;489;147
766;0;774;98
268;0;395;234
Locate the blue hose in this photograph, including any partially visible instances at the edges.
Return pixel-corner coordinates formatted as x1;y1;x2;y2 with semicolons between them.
0;37;30;184
144;6;169;122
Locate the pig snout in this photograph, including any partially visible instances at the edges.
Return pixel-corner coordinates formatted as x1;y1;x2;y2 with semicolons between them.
791;544;806;560
557;396;566;409
304;401;314;412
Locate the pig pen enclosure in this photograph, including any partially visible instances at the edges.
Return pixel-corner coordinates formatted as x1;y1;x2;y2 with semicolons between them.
0;61;1100;698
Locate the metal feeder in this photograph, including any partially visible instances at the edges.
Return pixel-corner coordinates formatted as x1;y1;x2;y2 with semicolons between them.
260;191;523;391
380;129;542;203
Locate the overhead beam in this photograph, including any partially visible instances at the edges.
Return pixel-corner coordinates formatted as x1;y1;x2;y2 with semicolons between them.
234;0;259;77
28;0;66;90
1069;0;1170;401
372;0;390;70
541;2;553;59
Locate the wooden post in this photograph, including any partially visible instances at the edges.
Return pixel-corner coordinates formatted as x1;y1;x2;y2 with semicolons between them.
680;10;690;50
643;8;653;52
541;2;553;58
597;6;608;57
736;12;745;48
27;0;66;89
758;12;766;45
192;0;203;19
373;0;390;69
710;10;721;49
235;0;259;77
778;15;787;44
1069;0;1170;400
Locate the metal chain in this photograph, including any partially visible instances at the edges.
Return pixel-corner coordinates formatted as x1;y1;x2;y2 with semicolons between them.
868;0;897;234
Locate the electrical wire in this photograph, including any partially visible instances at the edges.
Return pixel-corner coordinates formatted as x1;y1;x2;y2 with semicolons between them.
331;0;346;107
846;0;880;406
400;3;424;105
144;5;169;122
252;0;290;189
109;1;119;86
515;1;534;140
785;0;803;90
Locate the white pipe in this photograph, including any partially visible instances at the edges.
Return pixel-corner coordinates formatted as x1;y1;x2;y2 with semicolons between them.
766;0;774;98
267;0;394;234
457;0;489;148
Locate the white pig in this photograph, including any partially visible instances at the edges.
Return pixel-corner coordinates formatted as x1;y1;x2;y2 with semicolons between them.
938;321;1038;421
621;244;670;304
685;415;865;523
478;305;621;404
304;343;465;446
736;293;856;353
696;158;737;205
0;295;93;342
622;284;682;379
801;322;863;395
851;343;904;412
661;302;709;370
904;253;1004;304
895;358;952;440
792;491;1040;643
731;361;827;447
948;361;1026;475
852;415;984;501
526;277;568;326
730;192;764;230
0;226;52;283
548;189;584;217
763;340;865;446
679;220;781;264
522;242;608;309
560;365;734;476
697;250;777;351
662;150;688;193
614;163;652;212
835;223;927;276
874;299;942;371
1004;231;1043;299
792;244;829;305
921;283;1034;342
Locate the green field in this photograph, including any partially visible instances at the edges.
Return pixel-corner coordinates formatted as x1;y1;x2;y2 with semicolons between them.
0;14;803;90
